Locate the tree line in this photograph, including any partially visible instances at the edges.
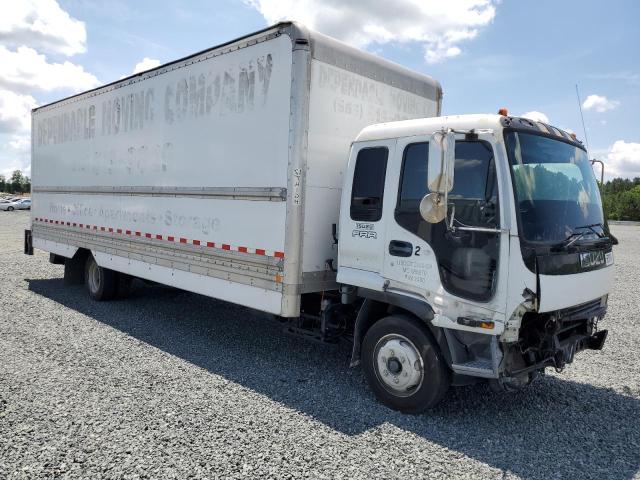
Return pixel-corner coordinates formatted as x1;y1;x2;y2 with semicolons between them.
0;170;31;194
601;177;640;222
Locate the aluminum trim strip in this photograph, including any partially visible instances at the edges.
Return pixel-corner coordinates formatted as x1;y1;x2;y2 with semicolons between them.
33;186;287;201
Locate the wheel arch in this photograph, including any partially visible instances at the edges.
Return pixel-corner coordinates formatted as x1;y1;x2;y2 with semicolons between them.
350;288;452;368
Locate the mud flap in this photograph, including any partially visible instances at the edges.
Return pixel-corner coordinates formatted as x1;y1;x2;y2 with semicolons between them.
24;229;33;255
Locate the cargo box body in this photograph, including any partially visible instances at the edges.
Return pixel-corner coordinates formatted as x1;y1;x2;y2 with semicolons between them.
30;22;441;316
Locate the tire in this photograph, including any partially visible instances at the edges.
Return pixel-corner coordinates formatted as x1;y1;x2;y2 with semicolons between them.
361;315;450;413
85;254;117;301
7;206;14;211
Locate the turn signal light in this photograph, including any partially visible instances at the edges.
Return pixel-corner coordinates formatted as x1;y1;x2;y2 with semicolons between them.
457;317;495;329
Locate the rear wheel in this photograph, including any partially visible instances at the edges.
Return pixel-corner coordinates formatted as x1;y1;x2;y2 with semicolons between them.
7;206;14;211
361;315;450;413
85;255;117;301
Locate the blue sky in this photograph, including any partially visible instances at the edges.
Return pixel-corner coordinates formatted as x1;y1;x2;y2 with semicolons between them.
1;0;638;179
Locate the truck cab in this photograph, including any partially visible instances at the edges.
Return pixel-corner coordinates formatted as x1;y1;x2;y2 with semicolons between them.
337;114;613;412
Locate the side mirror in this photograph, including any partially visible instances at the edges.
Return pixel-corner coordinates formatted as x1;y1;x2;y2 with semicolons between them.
591;159;604;185
427;130;456;194
419;192;447;223
421;130;455;224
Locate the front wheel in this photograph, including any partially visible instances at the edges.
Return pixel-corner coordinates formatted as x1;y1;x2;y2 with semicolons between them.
85;254;117;301
7;206;14;211
361;315;450;413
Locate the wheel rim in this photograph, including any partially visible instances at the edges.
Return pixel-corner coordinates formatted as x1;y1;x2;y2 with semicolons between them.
373;334;424;397
88;258;101;293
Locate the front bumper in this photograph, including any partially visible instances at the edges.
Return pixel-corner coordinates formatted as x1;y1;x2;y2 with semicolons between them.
504;298;608;378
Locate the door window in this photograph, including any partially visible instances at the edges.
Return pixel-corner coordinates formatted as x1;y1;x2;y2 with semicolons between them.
397;142;429;212
395;140;500;301
350;147;388;222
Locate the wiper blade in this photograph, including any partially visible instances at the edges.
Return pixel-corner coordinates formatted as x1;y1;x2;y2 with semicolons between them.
573;223;605;238
550;224;604;251
552;231;587;250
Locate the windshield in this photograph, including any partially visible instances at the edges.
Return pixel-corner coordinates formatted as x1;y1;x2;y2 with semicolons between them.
505;131;604;244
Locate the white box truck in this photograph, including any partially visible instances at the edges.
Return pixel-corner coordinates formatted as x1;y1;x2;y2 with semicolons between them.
26;22;614;412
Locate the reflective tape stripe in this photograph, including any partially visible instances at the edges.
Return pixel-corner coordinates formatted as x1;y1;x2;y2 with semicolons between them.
33;218;285;259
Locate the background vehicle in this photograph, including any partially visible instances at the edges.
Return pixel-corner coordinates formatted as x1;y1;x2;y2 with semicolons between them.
1;199;31;211
25;23;614;412
15;199;31;210
0;201;17;211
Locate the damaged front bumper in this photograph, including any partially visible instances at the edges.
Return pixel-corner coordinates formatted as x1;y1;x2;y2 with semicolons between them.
498;298;608;388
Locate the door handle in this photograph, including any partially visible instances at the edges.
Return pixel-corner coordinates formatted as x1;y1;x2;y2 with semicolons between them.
389;240;413;257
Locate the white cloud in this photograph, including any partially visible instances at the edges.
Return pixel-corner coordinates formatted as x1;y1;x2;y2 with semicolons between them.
582;94;620;113
604;141;640;179
0;0;87;56
120;57;162;78
132;57;161;74
521;111;549;123
0;1;98;177
0;133;32;178
246;0;497;64
0;90;37;134
8;134;30;152
0;45;100;94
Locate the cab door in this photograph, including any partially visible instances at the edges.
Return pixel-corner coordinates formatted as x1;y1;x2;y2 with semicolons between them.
337;140;396;290
381;136;441;296
382;134;507;311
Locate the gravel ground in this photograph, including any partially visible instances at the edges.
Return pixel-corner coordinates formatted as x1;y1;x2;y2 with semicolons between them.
0;210;638;479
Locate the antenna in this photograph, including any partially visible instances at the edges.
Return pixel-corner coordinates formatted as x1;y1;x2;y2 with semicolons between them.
575;84;590;153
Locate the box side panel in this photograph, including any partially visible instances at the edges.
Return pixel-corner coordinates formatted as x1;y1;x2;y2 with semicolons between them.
32;34;292;190
31;34;294;315
302;58;440;276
